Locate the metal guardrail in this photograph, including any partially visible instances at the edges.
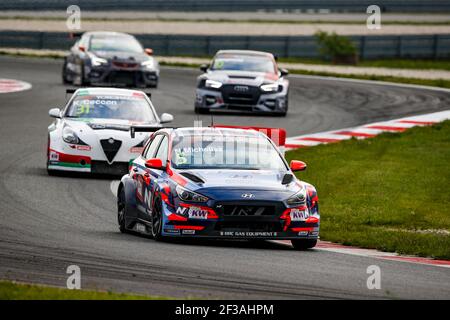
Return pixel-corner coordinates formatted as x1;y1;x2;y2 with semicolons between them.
0;31;449;59
1;0;450;12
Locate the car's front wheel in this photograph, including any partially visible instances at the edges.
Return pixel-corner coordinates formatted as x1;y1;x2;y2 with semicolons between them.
151;198;164;241
291;239;317;250
117;188;127;233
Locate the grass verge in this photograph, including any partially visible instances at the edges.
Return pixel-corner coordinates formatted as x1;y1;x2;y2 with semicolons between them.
0;280;171;300
286;121;450;259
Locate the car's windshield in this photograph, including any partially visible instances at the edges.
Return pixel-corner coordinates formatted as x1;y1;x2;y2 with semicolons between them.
89;35;143;53
65;93;156;122
171;132;287;170
210;54;276;73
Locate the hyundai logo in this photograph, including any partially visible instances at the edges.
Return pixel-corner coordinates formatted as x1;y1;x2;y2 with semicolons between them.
234;85;249;92
241;193;254;198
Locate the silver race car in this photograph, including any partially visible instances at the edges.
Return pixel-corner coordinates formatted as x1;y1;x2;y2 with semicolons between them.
62;31;160;88
195;50;289;116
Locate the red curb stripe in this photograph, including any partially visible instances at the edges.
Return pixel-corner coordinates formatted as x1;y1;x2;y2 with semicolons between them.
334;131;377;138
397;120;437;125
366;125;407;132
379;256;450;266
285;144;307;148
297;137;342;143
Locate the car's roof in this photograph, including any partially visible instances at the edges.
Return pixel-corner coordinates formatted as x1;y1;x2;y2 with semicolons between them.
169;127;266;138
83;31;134;38
73;87;147;96
215;50;274;58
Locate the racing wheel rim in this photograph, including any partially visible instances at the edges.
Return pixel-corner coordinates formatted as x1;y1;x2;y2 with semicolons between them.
151;199;162;238
117;189;126;232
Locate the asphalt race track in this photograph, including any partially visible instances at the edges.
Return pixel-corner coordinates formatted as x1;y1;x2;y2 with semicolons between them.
0;55;449;299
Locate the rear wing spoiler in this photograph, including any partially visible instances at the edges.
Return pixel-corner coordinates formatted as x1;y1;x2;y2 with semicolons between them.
130;125;162;138
213;125;287;155
65;88;151;98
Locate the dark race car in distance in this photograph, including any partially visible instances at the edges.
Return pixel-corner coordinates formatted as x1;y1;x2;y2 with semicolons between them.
62;31;159;88
195;50;289;116
117;126;319;250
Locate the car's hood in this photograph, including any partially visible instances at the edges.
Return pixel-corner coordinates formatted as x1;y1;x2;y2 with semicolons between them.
63;118;159;141
179;169;300;201
203;70;279;86
91;50;151;63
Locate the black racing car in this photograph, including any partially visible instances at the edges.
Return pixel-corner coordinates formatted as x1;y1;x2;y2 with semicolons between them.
195;50;289;116
62;31;159;88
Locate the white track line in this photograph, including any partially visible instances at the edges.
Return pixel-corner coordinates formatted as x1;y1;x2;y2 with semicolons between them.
0;78;32;93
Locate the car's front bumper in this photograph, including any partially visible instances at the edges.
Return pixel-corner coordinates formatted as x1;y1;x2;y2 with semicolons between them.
87;66;159;87
195;87;288;114
48;148;133;175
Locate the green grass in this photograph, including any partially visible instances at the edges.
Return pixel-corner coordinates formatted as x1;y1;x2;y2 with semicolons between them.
286;121;450;259
0;281;171;300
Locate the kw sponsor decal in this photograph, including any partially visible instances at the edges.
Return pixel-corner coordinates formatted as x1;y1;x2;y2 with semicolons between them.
290;208;309;221
177;206;209;219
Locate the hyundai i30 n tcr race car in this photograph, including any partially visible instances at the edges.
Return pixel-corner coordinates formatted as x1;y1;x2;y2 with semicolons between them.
117;126;319;249
195;50;289;116
47;87;173;175
62;31;160;88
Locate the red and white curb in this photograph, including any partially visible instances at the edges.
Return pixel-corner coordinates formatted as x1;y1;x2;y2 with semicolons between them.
273;240;450;268
281;109;450;268
285;110;450;150
0;78;32;93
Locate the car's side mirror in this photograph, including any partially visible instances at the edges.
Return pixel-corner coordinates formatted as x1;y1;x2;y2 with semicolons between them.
49;108;61;118
280;68;289;77
145;158;163;169
290;160;307;172
78;45;86;52
160;113;174;124
200;64;209;73
145;48;153;56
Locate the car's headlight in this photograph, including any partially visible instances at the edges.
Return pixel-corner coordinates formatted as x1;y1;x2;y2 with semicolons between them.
91;56;108;67
176;185;209;203
62;127;79;144
286;189;307;206
141;59;154;69
205;79;222;89
260;83;280;93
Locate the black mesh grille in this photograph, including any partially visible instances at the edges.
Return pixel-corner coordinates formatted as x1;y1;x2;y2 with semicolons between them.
222;205;275;216
100;139;122;163
91;161;128;175
222;84;260;105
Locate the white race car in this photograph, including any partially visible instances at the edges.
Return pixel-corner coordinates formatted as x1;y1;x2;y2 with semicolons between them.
47;87;173;175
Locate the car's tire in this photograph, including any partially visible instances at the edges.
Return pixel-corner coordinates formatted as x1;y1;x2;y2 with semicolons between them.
291;239;317;250
117;188;128;233
151;198;164;241
195;107;208;114
62;59;71;85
